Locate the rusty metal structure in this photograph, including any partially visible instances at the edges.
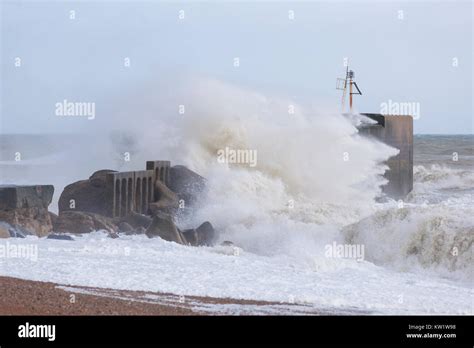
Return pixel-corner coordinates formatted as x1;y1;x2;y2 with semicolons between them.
337;64;362;113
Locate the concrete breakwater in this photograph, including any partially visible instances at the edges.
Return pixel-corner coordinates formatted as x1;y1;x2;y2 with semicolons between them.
359;114;413;199
0;162;213;246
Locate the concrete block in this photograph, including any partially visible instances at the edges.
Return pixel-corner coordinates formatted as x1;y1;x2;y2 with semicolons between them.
0;185;54;210
359;114;413;198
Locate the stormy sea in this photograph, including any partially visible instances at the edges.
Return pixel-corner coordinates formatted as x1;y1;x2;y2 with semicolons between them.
0;92;472;314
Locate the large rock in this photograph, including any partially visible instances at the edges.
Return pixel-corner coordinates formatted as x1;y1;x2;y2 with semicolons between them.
0;207;52;237
149;180;179;216
168;166;205;207
0;222;28;238
195;221;215;245
0;185;54;236
181;229;198;246
145;212;186;244
117;211;152;229
0;185;54;210
181;221;216;246
0;222;12;238
127;226;146;235
58;170;116;216
49;211;58;227
53;211;117;234
117;221;134;233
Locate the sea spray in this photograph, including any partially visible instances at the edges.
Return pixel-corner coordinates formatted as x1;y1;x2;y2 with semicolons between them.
151;78;398;263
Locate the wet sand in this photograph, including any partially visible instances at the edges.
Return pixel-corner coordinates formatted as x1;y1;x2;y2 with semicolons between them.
0;276;307;315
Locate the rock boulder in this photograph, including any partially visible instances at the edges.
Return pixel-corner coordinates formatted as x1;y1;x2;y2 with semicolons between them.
53;211;117;234
168;166;205;207
117;221;134;233
195;221;215;246
0;185;54;210
58;170;116;216
145;212;186;244
149;180;179;216
181;221;215;246
117;211;152;229
0;222;12;238
0;185;54;236
0;207;53;237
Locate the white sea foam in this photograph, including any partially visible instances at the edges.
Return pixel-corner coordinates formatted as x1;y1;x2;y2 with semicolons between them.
0;233;471;314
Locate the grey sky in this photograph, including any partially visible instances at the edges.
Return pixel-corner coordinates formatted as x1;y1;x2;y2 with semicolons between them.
1;0;472;134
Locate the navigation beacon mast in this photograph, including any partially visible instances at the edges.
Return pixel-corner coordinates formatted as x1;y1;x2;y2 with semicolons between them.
336;65;362;113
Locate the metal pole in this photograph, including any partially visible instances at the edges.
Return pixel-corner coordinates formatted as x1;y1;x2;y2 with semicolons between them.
349;78;353;112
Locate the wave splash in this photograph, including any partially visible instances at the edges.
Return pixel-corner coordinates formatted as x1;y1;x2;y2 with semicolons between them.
112;79;473;282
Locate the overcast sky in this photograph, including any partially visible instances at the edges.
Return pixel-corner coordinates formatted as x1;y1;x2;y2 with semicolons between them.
1;0;472;134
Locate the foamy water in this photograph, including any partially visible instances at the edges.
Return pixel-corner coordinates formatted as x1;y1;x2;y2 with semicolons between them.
0;80;472;314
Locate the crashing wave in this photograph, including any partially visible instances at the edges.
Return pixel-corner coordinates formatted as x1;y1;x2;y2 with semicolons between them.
343;204;474;282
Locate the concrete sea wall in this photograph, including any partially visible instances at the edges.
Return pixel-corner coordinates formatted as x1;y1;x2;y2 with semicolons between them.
359;113;413;199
